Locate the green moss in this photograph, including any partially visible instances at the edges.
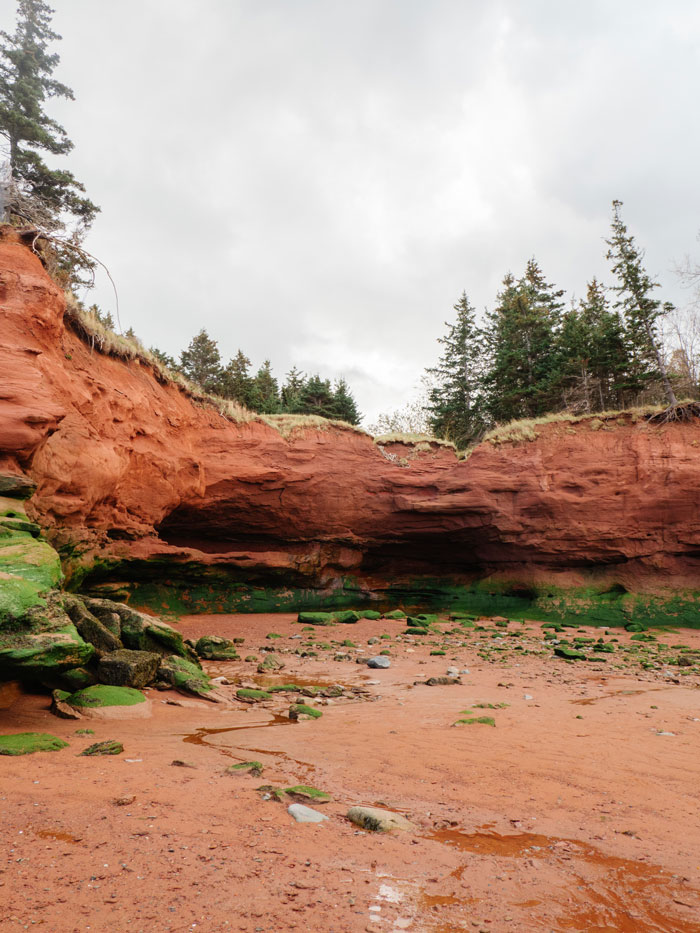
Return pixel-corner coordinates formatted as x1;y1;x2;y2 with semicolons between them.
283;784;330;802
225;760;263;775
474;702;509;709
236;688;272;701
266;632;282;639
359;610;381;620
430;649;446;656
0;526;63;622
297;612;335;626
289;703;322;720
554;647;587;661
158;655;212;696
68;685;146;708
454;716;496;727
0;732;69;755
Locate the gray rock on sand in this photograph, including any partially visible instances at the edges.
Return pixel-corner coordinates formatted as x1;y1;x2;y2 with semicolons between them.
288;804;329;823
346;806;414;832
367;656;391;669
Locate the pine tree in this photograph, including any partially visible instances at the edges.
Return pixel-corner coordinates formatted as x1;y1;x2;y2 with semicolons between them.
180;329;222;393
0;1;98;232
220;350;257;408
483;260;564;422
425;292;486;446
280;366;305;412
331;377;361;425
606;200;677;406
253;360;280;414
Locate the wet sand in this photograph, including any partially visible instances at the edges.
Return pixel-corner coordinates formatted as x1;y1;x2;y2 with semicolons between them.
1;613;700;933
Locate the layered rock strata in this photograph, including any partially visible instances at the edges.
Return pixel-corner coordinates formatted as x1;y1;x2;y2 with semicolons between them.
2;226;700;625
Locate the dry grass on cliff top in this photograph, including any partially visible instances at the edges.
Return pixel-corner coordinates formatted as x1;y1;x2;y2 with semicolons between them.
481;404;677;447
373;432;456;448
63;298;365;438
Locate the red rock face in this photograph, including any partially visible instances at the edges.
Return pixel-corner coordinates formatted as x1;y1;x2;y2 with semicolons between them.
2;227;700;599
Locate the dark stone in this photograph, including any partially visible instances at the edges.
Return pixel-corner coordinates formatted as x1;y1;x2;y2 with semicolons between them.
63;596;122;655
0;473;37;500
98;649;161;688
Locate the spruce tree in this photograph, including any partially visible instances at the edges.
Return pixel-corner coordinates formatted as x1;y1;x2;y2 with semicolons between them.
180;329;222;393
253;360;280;414
0;1;98;231
294;374;336;418
426;292;486;446
280;366;305;412
220;350;257;408
606;200;677;406
557;279;630;411
331;377;361;425
483;260;563;422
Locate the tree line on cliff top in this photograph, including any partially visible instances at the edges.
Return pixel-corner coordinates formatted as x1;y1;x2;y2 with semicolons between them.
370;201;697;446
2;2;698;440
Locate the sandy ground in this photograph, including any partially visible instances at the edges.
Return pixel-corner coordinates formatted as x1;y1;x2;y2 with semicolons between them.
1;613;700;933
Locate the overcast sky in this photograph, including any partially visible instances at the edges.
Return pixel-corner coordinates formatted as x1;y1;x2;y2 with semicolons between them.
2;1;700;423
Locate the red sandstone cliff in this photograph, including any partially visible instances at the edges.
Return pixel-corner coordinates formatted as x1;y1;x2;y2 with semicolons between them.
2;227;700;596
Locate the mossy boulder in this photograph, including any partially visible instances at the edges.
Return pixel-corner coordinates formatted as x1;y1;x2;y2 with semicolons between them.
67;684;146;708
98;649;161;688
257;653;284;673
157;655;213;698
383;610;406;620
359;610;381;620
63;596;122;655
0;732;68;756
236;688;272;702
0;623;95;682
554;646;587;661
195;635;240;661
297;612;335;626
0;521;62;622
333;610;360;624
289;703;322;720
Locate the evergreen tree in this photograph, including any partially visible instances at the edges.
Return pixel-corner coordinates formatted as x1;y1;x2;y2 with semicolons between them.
180;329;222;393
331;377;361;425
0;1;98;231
220;350;257;407
483;260;564;422
150;345;177;370
557;279;630;411
425;292;486;446
280;366;305;412
293;374;336;418
252;360;280;414
606;200;677;406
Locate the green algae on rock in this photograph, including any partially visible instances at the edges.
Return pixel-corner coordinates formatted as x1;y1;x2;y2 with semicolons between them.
67;684;146;707
80;739;124;756
225;760;263;776
195;635;240;660
157;655;213;698
236;688;272;702
0;732;69;755
289;703;322;720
